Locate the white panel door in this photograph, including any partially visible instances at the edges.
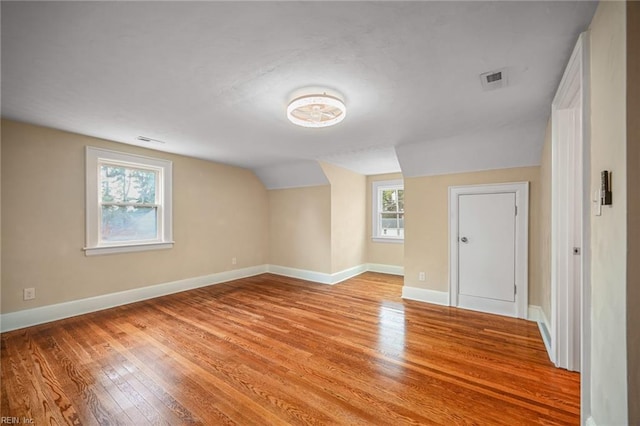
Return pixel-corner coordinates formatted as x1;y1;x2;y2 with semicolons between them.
457;192;517;317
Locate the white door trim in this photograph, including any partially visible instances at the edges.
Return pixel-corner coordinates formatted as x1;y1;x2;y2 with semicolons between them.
449;182;529;319
551;31;590;420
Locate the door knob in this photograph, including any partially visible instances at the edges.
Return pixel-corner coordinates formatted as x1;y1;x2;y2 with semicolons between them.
460;237;468;243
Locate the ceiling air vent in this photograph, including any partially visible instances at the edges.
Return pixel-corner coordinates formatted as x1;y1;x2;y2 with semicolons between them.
480;68;508;91
137;136;165;144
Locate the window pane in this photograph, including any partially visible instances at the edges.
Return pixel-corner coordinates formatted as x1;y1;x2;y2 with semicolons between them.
101;205;158;242
101;165;156;204
381;213;402;237
382;189;398;212
398;190;404;212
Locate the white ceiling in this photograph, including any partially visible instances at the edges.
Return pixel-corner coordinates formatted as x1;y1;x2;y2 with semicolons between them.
1;1;597;180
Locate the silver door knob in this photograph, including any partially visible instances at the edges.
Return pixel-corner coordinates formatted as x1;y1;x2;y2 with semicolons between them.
460;237;468;243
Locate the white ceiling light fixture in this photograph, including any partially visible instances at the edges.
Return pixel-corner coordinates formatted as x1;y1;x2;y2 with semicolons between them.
287;93;346;128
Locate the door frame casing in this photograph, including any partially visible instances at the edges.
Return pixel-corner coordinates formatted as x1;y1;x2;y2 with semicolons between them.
550;30;590;418
449;182;529;319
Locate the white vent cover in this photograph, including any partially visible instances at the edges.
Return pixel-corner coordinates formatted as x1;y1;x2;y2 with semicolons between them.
480;68;508;91
137;136;165;144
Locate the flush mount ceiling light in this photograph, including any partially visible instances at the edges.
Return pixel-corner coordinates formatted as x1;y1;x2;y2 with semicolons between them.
287;93;346;128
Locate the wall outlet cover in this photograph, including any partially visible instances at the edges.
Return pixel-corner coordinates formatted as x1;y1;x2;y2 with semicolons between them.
23;288;36;300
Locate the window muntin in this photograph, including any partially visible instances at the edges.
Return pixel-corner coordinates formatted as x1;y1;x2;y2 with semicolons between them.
372;180;404;241
85;147;173;255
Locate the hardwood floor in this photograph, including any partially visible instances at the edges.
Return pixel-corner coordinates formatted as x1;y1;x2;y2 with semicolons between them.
1;272;579;425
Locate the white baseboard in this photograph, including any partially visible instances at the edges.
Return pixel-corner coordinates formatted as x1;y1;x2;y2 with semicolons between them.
586;416;597;426
331;264;370;284
0;265;268;333
527;305;552;360
1;263;402;333
401;286;449;306
267;264;334;284
527;305;543;322
267;263;369;285
367;263;404;276
529;305;551;329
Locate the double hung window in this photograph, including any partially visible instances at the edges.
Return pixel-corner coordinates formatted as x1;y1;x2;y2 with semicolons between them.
85;147;173;255
372;180;404;242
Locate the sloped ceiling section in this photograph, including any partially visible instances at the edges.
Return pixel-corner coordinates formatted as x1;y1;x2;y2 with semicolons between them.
320;146;401;176
396;118;546;178
253;160;329;190
0;1;597;179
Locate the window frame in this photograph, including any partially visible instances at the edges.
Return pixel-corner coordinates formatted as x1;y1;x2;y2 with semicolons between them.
371;179;404;243
85;146;173;256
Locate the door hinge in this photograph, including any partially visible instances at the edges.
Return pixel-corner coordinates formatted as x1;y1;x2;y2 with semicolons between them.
515;205;518;216
514;284;517;295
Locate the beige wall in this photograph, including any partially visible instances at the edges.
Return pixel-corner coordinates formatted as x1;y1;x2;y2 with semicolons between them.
0;122;2;311
268;185;332;273
366;173;404;266
627;2;640;422
589;1;628;423
1;120;269;314
539;120;552;320
321;163;367;273
267;164;368;275
403;167;542;305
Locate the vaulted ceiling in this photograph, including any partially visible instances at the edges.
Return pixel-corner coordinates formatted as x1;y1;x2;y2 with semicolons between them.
1;1;597;187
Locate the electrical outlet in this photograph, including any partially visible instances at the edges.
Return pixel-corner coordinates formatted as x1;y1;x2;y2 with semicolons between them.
23;288;36;301
232;257;237;265
418;272;426;281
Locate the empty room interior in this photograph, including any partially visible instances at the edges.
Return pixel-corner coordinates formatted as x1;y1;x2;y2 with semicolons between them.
1;1;638;425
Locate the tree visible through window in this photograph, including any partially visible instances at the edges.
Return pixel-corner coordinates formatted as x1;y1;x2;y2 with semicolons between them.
100;165;159;242
380;187;404;237
372;180;404;241
85;147;173;256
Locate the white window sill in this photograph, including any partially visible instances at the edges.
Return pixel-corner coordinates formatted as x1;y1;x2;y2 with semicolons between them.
372;237;404;244
84;241;174;256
